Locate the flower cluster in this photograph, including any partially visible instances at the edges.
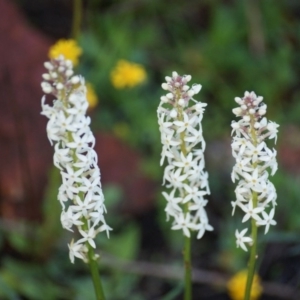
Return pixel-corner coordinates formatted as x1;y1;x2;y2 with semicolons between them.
41;56;111;263
157;72;212;239
110;60;146;89
231;91;279;251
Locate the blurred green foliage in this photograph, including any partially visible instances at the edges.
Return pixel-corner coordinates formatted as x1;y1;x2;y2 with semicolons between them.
81;0;300;140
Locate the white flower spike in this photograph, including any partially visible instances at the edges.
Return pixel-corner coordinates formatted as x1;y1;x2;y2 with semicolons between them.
41;56;111;263
231;91;278;251
157;72;212;238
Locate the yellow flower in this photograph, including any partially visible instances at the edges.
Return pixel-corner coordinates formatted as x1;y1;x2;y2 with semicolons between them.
85;83;98;109
49;39;82;66
227;270;262;300
110;60;146;89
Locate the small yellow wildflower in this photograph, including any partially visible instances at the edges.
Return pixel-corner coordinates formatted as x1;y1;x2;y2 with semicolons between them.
85;82;98;109
49;39;82;66
227;270;262;300
110;60;146;89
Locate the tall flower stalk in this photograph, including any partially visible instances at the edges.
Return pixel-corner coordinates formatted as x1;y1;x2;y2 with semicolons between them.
157;72;212;300
41;56;111;300
231;91;279;300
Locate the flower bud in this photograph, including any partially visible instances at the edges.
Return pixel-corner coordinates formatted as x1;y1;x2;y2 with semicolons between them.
71;76;80;85
172;71;178;78
243;115;250;122
232;107;242;116
184;75;192;82
170;109;177;118
42;74;51;80
56;83;64;90
162;83;169;90
235;97;242;105
166;93;174;99
165;76;172;83
258;109;266;115
51;72;58;79
160;96;169;103
178;99;185;106
66;69;74;77
41;82;52;94
44;62;53;70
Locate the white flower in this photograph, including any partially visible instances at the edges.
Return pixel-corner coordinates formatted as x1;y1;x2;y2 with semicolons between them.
71;195;96;218
245;142;265;163
53;144;72;170
68;240;85;263
266;121;279;142
173;113;198;133
235;229;252;252
256;209;277;234
240;200;264;223
173;152;196;171
196;216;213;239
242;168;263;192
183;184;207;204
163;189;183;219
61;165;84;185
78;227;97;248
158;72;212;239
66;132;94;150
166;168;188;189
172;213;196;238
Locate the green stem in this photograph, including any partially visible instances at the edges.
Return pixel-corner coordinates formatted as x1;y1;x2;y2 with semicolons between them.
184;233;192;300
244;192;258;300
88;245;106;300
71;0;82;39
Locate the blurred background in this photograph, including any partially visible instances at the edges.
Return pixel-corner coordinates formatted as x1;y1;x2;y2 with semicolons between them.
0;0;300;299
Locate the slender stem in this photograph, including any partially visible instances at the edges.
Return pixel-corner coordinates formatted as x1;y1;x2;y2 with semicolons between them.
87;245;106;300
72;0;82;39
244;192;258;300
184;234;192;300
